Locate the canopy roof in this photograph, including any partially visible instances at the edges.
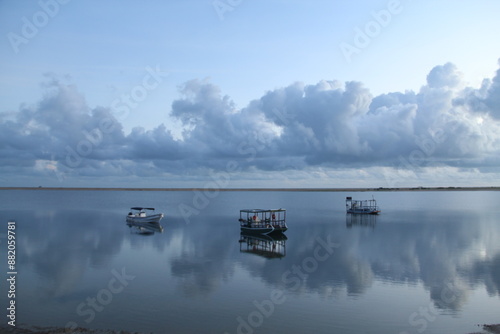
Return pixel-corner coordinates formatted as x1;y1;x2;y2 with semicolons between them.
240;209;285;213
130;207;155;211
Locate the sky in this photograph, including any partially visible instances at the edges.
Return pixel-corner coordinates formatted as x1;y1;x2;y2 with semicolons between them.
1;0;500;188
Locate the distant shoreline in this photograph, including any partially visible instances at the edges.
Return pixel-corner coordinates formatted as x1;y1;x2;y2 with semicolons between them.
1;186;499;192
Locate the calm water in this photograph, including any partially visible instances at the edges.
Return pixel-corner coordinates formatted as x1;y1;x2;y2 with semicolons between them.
1;189;500;333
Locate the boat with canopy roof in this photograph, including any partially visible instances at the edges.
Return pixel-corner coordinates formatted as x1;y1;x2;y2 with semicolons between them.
238;209;287;234
345;197;381;214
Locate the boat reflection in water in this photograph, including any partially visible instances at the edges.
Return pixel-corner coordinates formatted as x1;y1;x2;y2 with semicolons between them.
126;220;164;235
346;213;377;228
239;232;287;259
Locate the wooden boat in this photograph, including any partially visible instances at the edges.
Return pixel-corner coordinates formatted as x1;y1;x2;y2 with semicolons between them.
346;197;380;214
238;209;288;234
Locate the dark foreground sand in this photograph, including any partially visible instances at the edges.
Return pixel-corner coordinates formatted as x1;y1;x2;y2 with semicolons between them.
2;324;500;334
469;324;500;334
0;325;146;334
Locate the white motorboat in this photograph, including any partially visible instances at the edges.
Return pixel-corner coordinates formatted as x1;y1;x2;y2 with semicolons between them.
126;207;164;233
126;207;164;224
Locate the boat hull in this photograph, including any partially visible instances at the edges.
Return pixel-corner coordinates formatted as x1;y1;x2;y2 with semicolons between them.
126;213;164;224
347;209;380;215
271;225;288;232
240;226;274;235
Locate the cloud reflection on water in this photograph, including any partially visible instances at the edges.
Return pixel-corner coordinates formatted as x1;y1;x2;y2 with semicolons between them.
4;194;500;329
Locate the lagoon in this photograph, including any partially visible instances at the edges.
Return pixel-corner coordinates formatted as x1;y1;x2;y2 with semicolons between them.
1;189;500;333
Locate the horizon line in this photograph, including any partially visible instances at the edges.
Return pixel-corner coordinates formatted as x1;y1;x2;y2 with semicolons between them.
1;186;499;192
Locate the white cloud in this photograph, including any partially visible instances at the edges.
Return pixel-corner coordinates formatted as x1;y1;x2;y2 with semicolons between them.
1;61;500;187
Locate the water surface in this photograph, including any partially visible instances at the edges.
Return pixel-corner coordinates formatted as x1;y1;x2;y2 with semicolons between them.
1;190;499;333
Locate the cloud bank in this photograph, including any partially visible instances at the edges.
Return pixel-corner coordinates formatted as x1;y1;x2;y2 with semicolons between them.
1;61;500;187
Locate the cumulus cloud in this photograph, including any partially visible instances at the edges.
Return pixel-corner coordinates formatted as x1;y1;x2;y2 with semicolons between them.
454;60;500;120
1;61;500;186
426;62;462;89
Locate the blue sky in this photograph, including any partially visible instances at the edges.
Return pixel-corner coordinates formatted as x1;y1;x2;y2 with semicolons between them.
1;0;500;188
